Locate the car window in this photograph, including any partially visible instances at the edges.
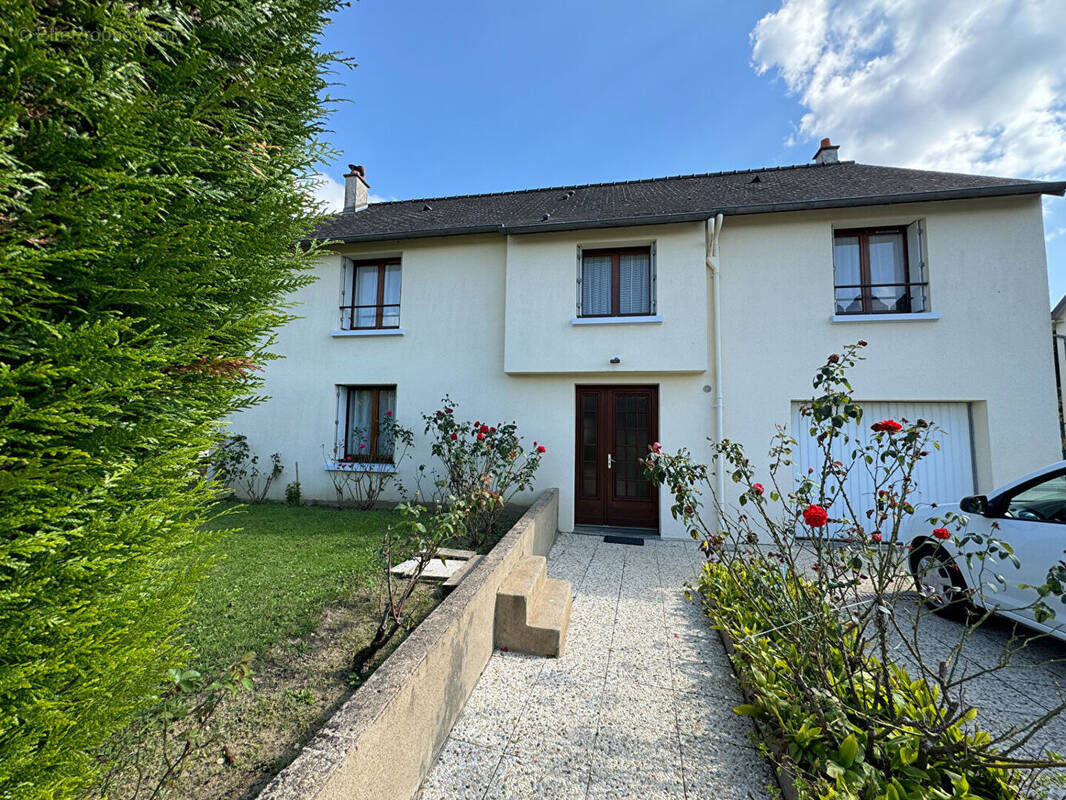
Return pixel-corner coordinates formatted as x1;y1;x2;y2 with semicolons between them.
1006;474;1066;524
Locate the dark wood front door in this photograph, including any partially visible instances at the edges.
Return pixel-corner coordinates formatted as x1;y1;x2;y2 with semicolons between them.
574;385;659;530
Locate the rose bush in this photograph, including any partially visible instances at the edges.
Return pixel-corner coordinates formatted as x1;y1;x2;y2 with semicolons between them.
422;396;544;548
644;341;1066;799
322;415;415;510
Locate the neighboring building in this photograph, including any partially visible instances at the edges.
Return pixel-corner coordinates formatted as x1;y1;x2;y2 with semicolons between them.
230;141;1066;538
1052;294;1066;453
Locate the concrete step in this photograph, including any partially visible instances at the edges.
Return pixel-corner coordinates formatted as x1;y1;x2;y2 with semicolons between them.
525;577;573;656
496;555;547;625
494;555;572;657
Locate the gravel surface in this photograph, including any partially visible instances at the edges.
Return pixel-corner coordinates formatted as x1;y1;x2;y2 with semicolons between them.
419;535;1066;799
418;533;777;800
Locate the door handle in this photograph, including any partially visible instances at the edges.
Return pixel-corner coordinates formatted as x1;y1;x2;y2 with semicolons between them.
607;453;613;470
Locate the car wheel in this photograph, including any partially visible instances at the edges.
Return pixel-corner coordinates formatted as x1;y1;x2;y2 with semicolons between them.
909;543;972;620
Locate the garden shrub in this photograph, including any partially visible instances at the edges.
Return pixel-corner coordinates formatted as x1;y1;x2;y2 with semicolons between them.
212;435;284;503
422;396;546;547
0;3;341;797
644;342;1066;799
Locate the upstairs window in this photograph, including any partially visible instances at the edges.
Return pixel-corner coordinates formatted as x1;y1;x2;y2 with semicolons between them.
579;247;654;317
341;258;401;329
833;223;926;314
341;385;396;462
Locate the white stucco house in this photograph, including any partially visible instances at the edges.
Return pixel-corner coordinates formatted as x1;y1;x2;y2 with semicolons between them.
231;140;1066;538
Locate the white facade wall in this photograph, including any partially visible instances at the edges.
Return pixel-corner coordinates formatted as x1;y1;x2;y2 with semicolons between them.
230;194;1059;537
717;195;1058;501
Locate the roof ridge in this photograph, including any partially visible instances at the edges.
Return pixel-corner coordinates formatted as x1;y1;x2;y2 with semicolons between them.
363;160;859;207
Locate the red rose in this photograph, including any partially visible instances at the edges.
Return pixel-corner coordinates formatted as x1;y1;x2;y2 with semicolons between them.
802;504;829;527
385;410;392;417
480;424;490;434
752;483;764;496
436;410;443;418
445;408;453;414
477;433;485;441
490;427;496;433
450;432;458;441
475;421;480;426
932;527;950;540
871;419;903;433
536;445;546;454
871;532;882;542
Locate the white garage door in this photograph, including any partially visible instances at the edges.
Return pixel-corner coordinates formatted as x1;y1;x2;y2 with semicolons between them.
790;401;976;516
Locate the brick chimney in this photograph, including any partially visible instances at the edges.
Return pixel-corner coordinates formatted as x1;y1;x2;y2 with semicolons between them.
813;138;840;165
343;164;370;212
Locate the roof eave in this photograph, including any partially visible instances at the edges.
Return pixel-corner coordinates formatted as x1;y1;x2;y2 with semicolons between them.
717;182;1066;218
311;181;1066;245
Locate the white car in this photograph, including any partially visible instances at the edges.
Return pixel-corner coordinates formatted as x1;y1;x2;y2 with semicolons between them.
905;460;1066;641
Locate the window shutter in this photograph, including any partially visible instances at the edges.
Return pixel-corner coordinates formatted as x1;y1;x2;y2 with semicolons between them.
334;386;345;458
575;246;583;315
650;242;656;314
340;259;354;329
906;220;926;312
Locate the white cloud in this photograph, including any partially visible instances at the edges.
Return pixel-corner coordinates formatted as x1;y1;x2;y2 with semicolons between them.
1048;225;1066;243
307;172;345;212
751;0;1066;178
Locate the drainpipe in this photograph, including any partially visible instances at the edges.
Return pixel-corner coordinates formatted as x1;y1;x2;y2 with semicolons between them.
706;213;725;505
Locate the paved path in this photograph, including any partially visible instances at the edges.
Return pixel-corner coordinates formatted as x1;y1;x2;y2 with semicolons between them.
418;533;777;800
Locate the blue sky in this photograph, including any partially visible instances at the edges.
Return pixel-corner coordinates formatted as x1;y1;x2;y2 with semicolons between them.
314;0;1066;305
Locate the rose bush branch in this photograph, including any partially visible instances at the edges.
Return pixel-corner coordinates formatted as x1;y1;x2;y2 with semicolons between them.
351;499;469;676
643;341;1066;796
321;413;414;510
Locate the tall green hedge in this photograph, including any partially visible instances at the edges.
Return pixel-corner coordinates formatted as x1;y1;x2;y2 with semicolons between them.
0;3;340;797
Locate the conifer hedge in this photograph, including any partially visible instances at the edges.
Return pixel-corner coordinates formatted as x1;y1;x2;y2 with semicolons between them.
0;3;340;797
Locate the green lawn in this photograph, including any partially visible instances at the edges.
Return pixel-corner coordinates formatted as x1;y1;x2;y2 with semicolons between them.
187;502;399;673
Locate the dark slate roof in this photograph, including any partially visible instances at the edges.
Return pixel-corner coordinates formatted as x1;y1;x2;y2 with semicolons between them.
312;160;1066;243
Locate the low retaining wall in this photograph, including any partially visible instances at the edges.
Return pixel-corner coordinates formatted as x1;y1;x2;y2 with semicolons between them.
257;488;560;800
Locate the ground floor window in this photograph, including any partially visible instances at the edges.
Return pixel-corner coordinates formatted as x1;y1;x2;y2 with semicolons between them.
341;385;397;462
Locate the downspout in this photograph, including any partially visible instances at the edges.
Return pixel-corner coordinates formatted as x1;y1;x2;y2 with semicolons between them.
706;213;725;504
